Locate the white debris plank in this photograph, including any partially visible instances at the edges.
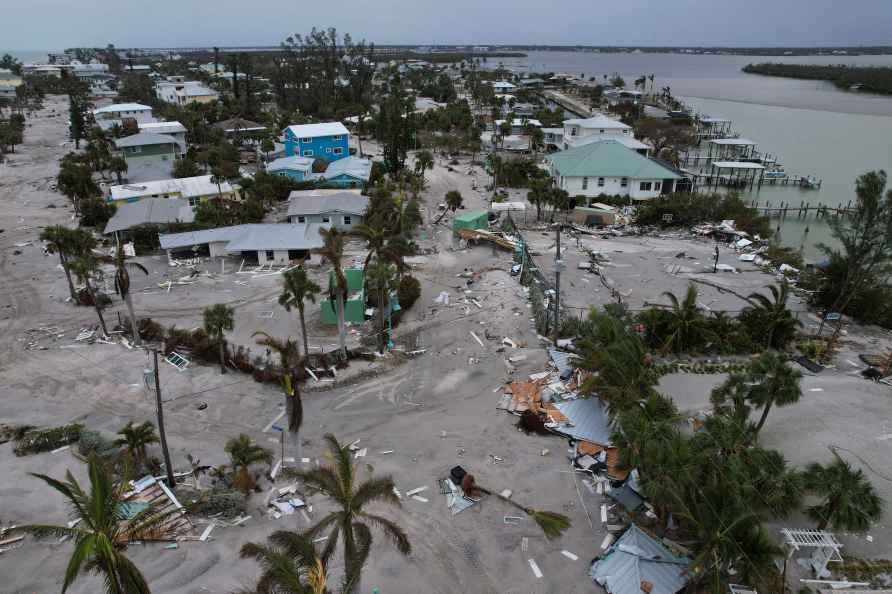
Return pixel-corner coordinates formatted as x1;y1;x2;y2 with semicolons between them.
470;331;484;347
263;410;286;433
405;486;428;497
199;523;215;542
561;550;579;561
600;534;615;550
600;504;608;523
528;558;543;579
411;495;429;503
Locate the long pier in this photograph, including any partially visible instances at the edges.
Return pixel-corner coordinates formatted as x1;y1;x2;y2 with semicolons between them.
752;200;855;219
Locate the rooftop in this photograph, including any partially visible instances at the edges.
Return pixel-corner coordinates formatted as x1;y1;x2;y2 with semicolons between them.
316;156;372;181
104;198;194;234
590;524;691;594
285;121;350;139
93;103;153;115
494;119;543;128
213;118;267;133
114;132;180;149
547;140;681;180
287;192;369;217
159;224;325;252
267;155;315;173
138;121;187;135
109;175;235;201
564;114;631;130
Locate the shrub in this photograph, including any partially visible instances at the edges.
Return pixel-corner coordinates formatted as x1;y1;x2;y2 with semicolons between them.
77;429;119;459
798;339;828;362
14;423;83;456
186;487;247;518
397;275;422;310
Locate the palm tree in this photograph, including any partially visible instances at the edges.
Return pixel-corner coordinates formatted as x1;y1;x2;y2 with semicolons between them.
804;453;883;532
293;434;409;589
413;149;433;182
19;455;175;594
434;190;463;224
203;303;235;374
253;331;303;433
108;155;128;184
319;228;348;358
745;281;802;349
114;421;158;466
661;284;716;353
366;258;397;354
113;242;148;346
352;221;390;270
225;433;273;494
239;530;331;594
743;350;803;440
278;268;321;359
69;253;109;336
40;225;78;301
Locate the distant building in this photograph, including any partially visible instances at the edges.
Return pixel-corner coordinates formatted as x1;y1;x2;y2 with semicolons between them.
0;69;23;100
155;79;219;105
562;114;634;150
212;117;267;138
603;88;642;107
113;132;182;183
284;122;350;161
137;121;188;154
287;191;369;230
107;174;238;205
546;139;681;201
494;118;542;136
491;80;517;92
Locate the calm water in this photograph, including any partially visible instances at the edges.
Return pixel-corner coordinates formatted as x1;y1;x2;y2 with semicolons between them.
497;51;892;258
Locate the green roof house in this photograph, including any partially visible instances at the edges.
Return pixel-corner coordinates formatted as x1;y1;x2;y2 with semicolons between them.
321;268;365;325
452;210;489;233
546;139;682;201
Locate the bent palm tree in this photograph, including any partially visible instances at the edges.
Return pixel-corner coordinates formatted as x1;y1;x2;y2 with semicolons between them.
239;530;331;594
804;453;883;532
293;434;409;590
746;281;802;349
279;268;321;358
114;421;158;466
474;479;571;540
113;242;148;346
20;455;175;594
203;303;235;374
743;350;803;440
319;228;348;358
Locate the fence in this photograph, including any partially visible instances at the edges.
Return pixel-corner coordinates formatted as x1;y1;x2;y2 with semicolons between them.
502;213;557;335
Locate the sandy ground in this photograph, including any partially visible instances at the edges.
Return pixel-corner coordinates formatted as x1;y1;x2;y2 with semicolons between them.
1;97;891;593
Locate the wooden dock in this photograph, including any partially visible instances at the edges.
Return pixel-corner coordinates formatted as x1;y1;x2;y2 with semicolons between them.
751;200;855;219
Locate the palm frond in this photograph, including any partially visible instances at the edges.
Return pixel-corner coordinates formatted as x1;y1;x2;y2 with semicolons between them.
352;476;400;509
360;513;411;555
529;510;572;540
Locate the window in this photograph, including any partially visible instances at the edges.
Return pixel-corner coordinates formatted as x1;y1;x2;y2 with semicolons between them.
302;149;314;157
621;177;628;188
597;177;605;187
300;137;312;143
640;181;653;191
333;147;343;155
322;216;331;223
265;250;275;261
343;216;352;225
325;147;332;154
331;135;342;141
599;129;605;133
130;146;142;154
570;127;578;136
654;182;661;191
296;215;306;223
188;197;200;207
582;177;588;190
623;129;629;134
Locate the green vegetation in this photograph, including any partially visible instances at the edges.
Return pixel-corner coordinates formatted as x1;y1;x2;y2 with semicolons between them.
744;63;892;95
203;303;235;374
13;423;83;456
634;192;773;239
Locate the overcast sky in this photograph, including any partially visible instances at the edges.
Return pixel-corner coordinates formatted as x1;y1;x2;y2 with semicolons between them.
4;0;892;50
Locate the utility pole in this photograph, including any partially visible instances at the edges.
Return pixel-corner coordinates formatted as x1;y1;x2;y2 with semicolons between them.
151;349;176;488
554;223;561;338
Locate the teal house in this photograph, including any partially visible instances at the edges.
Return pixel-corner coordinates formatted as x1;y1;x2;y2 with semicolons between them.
284;122;350;161
266;155;315;181
321;268;366;325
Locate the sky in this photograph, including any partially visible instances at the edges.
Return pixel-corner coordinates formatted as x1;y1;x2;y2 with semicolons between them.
3;0;892;50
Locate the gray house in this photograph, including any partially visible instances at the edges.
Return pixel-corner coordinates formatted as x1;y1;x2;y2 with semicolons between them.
114;132;180;183
286;191;370;231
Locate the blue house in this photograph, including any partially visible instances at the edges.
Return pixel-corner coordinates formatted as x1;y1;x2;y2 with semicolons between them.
284;122;350;161
266;155;315;181
311;156;372;188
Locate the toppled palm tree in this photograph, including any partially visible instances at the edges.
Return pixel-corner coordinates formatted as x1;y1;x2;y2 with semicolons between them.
20;455;177;594
464;474;571;540
293;434;409;590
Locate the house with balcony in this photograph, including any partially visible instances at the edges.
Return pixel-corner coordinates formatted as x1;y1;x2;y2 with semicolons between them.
93;103;157;131
113;132;181;182
283;122;350;161
546;139;682;201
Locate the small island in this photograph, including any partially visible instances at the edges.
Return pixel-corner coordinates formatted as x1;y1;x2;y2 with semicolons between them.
743;62;892;95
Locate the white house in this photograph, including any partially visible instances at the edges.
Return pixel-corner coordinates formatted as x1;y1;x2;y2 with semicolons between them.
155;80;219;105
546;139;682;201
491;80;517;92
158;224;325;266
562;114;633;150
92;103;157;131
